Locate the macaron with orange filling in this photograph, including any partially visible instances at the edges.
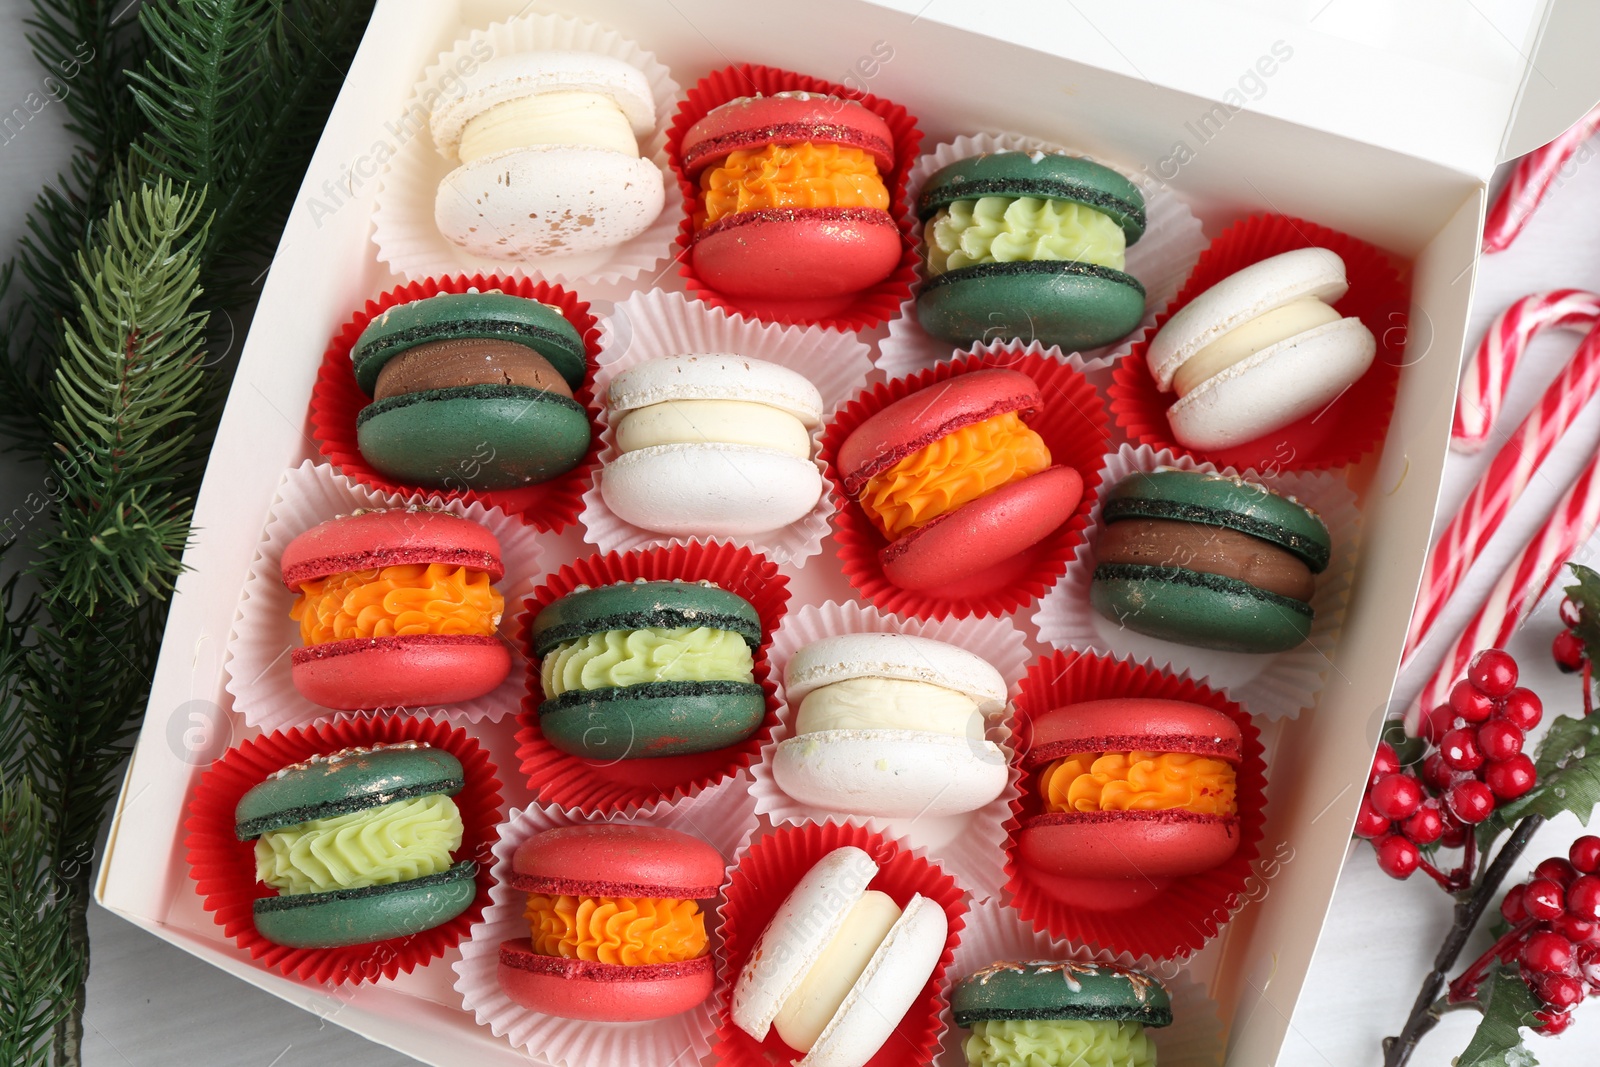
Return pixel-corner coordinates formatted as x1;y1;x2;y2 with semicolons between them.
1018;698;1242;888
836;368;1084;591
680;92;902;300
499;824;724;1021
282;508;510;711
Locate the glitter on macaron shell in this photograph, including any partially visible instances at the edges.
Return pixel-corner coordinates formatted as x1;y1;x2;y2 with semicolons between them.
267;740;426;779
963;959;1162;1001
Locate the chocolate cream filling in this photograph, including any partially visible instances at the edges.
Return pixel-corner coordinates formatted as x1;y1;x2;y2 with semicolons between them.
372;338;574;401
1097;517;1314;602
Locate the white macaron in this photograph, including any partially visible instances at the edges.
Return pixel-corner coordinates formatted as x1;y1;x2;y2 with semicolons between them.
1146;247;1376;450
732;846;948;1067
774;633;1009;819
601;354;826;538
429;52;665;260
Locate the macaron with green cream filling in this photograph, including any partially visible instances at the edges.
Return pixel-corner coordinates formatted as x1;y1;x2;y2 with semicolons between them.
532;578;767;760
953;959;1172;1067
916;151;1147;352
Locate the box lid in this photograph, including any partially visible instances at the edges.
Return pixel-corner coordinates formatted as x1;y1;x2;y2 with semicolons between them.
868;0;1598;176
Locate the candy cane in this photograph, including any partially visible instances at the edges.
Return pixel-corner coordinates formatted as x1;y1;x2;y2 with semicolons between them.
1452;290;1600;454
1404;321;1600;658
1483;103;1600;254
1415;449;1600;716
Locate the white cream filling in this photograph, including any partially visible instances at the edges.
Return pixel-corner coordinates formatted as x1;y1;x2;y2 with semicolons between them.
773;890;901;1052
795;677;985;739
458;91;639;162
615;399;812;458
1173;296;1344;397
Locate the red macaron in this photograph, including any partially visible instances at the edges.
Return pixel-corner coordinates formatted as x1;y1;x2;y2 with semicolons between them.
1018;698;1244;889
681;93;902;301
499;824;725;1021
837;368;1083;592
281;508;511;711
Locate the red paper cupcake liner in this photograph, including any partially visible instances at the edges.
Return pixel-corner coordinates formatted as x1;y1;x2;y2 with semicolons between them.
513;541;791;813
713;822;967;1067
1001;650;1267;960
818;351;1110;620
308;274;605;532
665;63;923;331
1110;213;1409;472
184;716;503;985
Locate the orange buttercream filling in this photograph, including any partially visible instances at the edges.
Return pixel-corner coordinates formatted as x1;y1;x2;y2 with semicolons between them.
858;411;1051;541
696;143;889;229
524;894;708;965
1041;751;1237;816
291;563;504;646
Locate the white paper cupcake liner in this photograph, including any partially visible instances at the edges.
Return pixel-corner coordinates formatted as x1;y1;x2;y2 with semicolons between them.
878;131;1207;379
1032;444;1361;719
371;12;683;291
748;600;1032;901
578;290;874;565
452;779;755;1067
223;460;545;731
938;902;1224;1067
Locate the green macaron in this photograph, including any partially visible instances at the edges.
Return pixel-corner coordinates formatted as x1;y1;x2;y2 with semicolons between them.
235;743;476;949
953;960;1170;1067
1090;469;1332;653
532;579;767;760
352;291;592;492
916;152;1147;353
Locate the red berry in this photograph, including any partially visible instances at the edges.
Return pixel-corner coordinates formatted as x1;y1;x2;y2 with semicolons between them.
1424;703;1460;744
1498;686;1544;730
1526;878;1568;920
1521;930;1576;974
1477;719;1524;762
1371;773;1425;821
1533;1008;1574;1035
1536;857;1579;887
1577;942;1600;984
1354;797;1390;839
1450;679;1497;723
1552;630;1586;674
1535;973;1585;1010
1502;884;1529;924
1373;834;1421;879
1553;912;1600;945
1440;820;1467;848
1402;804;1444;846
1571;835;1600;874
1369;741;1400;786
1447;779;1496;824
1469;649;1519;697
1561;596;1585;627
1566;875;1600;921
1440;728;1485;771
1485;754;1537;800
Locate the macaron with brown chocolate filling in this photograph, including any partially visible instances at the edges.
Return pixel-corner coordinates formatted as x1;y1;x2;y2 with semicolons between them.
1089;469;1330;653
353;291;592;491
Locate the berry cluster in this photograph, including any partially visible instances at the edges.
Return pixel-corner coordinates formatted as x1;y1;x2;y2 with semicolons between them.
1552;594;1589;674
1357;650;1541;886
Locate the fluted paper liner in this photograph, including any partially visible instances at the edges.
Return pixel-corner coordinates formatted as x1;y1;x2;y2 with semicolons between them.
820;351;1110;620
714;822;968;1067
1110;212;1409;472
308;273;603;532
578;290;873;565
1032;444;1360;719
371;11;682;288
224;461;543;731
879;131;1207;378
185;715;502;985
666;63;922;331
938;902;1224;1067
452;779;755;1066
1002;651;1267;960
749;600;1030;901
513;541;790;813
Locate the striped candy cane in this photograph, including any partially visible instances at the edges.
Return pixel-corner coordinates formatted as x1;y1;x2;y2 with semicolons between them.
1483;103;1600;254
1452;290;1600;454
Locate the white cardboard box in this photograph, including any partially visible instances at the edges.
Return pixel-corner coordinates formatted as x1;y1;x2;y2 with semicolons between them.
95;1;1600;1064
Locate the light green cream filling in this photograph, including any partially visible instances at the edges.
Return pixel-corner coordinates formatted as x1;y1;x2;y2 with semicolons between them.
254;794;463;896
965;1019;1157;1067
925;196;1126;275
540;626;755;698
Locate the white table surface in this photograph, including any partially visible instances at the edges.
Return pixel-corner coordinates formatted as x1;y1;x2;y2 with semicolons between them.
6;8;1600;1066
